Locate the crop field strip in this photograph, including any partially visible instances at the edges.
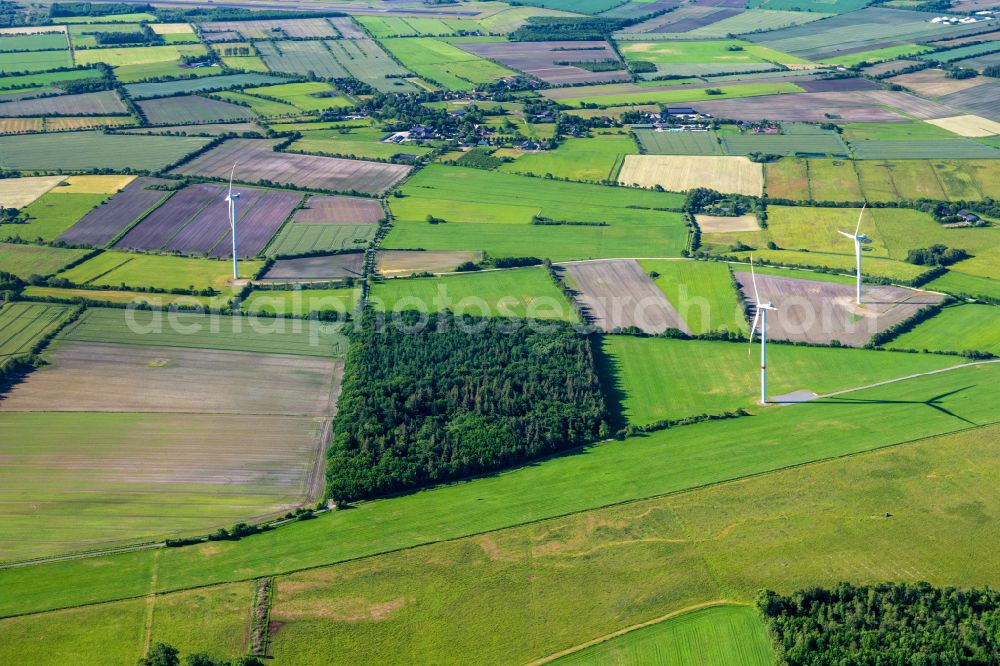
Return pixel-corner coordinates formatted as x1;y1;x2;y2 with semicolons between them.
123;73;286;100
136;95;257;125
2;363;998;619
0;302;71;367
58;251;264;294
0;131;213;172
454;40;630;85
170;138;411;194
265;223;378;256
380;37;517;91
0;90;128;117
262;253;365;281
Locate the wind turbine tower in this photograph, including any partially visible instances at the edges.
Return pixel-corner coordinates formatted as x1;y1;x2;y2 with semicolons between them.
748;257;777;405
837;204;871;306
226;163;240;281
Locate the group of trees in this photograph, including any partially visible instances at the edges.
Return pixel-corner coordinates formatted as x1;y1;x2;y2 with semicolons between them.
138;643;262;666
906;244;969;266
758;582;1000;665
326;312;607;501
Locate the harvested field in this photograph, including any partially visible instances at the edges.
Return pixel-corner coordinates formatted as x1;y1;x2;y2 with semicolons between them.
0;175;63;208
377;250;483;276
619;155;763;195
863;59;924;76
1;341;342;416
124;73;285;100
150;23;194;35
256;39;349;78
889;68;989;97
454;40;629;85
926;114;1000;137
173;139;410;194
59;177;172;247
692;92;906;122
292;195;384;224
619;6;742;34
560;259;690;334
0;90;126;117
56;175;134;194
0;118;41;134
697;214;760;233
199;18;339;39
262;253;365;281
328;17;365;39
732;272;946;346
137;95;256;125
115;183;300;257
43;116;136;131
640;9;830;40
265;223;377;256
0;26;65;35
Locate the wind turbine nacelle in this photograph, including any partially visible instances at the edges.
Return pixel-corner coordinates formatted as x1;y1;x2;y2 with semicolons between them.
858;234;872;244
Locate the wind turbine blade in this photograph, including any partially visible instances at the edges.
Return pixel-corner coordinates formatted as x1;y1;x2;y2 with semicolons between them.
228;162;237;197
749;255;761;305
748;309;760;354
837;230;855;239
855;203;866;237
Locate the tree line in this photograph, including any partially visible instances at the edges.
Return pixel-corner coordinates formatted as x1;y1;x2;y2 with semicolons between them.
326;312;607;501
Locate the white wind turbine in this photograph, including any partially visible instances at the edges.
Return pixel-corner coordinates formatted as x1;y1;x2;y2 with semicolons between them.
226;163;240;281
837;204;871;306
748;256;777;405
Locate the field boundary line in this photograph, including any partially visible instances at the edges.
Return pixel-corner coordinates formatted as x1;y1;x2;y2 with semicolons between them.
140;549;161;658
813;358;1000;399
3;417;998;621
526;600;749;666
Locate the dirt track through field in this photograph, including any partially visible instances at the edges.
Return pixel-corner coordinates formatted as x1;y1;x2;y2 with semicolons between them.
0;342;343;415
560;259;690;334
733;273;946;346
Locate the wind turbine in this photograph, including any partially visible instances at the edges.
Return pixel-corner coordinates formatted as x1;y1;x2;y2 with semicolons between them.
837;204;871;306
226;163;240;281
748;256;777;405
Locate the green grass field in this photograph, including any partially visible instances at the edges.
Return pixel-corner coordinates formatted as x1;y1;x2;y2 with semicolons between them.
265;222;379;256
74;44;208;67
369;267;576;321
841;121;958;141
0;132;212;171
0;68;101;92
21;286;225;309
924;270;1000;301
148;583;253;663
59;252;263;293
2;362;996;620
554;605;775;666
0;49;72;74
209;90;299;118
0;192;106;242
635;260;746;335
241;287;359;317
0;242;90;279
887;303;1000;355
58;307;345;357
602;336;961;424
381;37;516;91
288;126;435;161
0;301;71;367
242;81;353;112
499;133;637;183
384;164;688;260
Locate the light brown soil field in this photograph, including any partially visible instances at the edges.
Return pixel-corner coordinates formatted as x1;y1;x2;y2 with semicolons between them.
172;138;411;195
55;175;135;194
889;68;990;98
377;250;483;276
733;272;945;346
0;175;63;208
560;259;690;334
926;114;1000;137
0;117;41;134
293;195;384;224
43;116;136;131
0;25;65;34
0;412;330;561
150;23;194;34
697;214;760;233
262;253;365;281
619;155;763;195
1;342;343;416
